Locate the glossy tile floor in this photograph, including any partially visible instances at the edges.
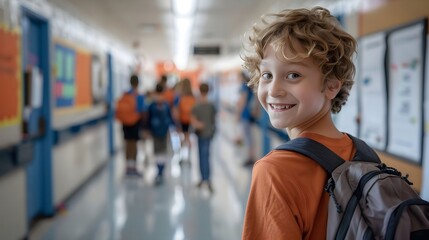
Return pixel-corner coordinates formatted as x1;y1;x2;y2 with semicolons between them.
30;110;254;240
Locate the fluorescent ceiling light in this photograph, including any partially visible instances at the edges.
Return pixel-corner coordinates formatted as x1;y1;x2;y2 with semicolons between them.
172;0;197;16
174;16;194;32
172;0;197;70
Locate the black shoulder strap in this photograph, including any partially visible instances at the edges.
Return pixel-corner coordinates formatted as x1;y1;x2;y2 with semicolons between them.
345;134;380;163
275;134;381;174
275;137;344;174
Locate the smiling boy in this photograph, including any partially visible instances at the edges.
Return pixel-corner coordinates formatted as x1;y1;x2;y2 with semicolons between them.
241;7;357;239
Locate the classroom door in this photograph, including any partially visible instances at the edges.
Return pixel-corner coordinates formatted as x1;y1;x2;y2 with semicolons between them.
21;8;54;222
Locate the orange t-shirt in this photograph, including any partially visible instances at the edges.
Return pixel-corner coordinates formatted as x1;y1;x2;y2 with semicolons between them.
178;95;196;124
242;132;355;240
162;88;175;107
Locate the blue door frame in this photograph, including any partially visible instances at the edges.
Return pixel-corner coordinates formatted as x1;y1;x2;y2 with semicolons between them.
107;53;115;156
21;7;54;222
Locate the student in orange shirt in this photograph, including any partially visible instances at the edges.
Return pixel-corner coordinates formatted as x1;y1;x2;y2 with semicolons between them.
241;7;357;239
160;74;175;107
175;78;196;162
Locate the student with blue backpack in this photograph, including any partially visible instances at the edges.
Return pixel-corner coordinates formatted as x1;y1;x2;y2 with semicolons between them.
147;83;174;185
241;7;429;240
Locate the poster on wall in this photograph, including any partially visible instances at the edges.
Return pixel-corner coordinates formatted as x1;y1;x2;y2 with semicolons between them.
55;43;76;108
386;20;426;163
421;36;429;200
0;27;20;127
91;54;108;104
75;51;92;107
358;32;387;150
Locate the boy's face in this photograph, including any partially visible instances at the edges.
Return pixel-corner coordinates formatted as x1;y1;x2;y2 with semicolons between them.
257;44;336;130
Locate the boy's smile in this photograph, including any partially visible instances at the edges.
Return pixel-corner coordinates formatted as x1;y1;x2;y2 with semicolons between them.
268;103;295;111
257;44;336;132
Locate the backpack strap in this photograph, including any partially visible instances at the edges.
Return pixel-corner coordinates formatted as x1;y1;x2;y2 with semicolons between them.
275;134;381;174
275;137;344;174
345;134;381;163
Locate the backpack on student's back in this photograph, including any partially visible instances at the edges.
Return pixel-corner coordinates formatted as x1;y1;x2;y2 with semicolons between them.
276;134;429;240
115;93;140;126
148;102;171;137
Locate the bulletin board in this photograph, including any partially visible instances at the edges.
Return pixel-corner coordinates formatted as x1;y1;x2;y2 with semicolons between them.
54;43;76;108
75;51;91;107
358;0;429;192
358;32;388;150
54;42;93;109
386;20;426;164
0;27;21;127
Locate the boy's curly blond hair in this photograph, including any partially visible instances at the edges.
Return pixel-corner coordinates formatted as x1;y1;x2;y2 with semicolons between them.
241;7;357;114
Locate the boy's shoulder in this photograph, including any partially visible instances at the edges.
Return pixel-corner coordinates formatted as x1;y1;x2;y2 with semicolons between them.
260;134;353;169
253;150;326;190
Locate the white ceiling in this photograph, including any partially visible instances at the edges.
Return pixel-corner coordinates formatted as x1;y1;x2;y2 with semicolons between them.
46;0;346;68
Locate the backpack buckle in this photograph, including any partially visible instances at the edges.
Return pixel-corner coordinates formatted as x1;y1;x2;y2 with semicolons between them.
325;178;342;213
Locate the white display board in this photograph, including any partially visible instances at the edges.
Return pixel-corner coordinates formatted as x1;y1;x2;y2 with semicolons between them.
358;32;387;150
386;22;425;163
334;77;358;137
421;36;429;200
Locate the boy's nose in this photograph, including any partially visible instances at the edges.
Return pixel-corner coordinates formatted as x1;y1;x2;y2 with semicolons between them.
268;79;287;97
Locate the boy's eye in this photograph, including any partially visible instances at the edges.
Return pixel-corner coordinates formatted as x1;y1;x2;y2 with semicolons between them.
286;73;301;79
261;72;273;80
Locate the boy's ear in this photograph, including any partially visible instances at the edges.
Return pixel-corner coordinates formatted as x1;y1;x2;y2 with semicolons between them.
324;78;341;100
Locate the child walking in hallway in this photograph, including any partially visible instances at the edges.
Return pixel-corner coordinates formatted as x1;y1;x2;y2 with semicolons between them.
191;83;217;193
147;83;174;185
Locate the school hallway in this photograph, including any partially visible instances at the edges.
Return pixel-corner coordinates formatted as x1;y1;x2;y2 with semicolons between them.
29;108;255;240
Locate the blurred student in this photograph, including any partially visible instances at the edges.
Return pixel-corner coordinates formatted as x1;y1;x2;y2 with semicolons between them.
147;83;174;185
160;74;175;108
241;7;357;239
175;78;196;162
236;71;257;167
115;74;146;176
191;83;217;193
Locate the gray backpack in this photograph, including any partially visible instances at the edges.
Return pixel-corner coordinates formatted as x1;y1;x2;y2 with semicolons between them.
276;134;429;240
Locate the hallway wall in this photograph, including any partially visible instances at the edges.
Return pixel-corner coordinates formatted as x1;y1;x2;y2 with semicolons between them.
358;0;429;192
53;123;109;205
0;170;26;240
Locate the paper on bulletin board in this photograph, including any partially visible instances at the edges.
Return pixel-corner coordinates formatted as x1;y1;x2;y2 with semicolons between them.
358;32;387;150
31;66;43;108
421;36;429;200
386;22;424;163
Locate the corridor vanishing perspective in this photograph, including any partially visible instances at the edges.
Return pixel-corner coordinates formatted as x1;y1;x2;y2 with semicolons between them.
30;108;255;240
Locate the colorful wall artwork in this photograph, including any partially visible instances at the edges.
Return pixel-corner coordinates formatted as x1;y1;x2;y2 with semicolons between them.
0;27;20;127
55;43;76;108
54;43;93;109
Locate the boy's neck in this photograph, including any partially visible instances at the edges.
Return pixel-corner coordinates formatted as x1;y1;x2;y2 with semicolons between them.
200;95;208;102
287;105;342;139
